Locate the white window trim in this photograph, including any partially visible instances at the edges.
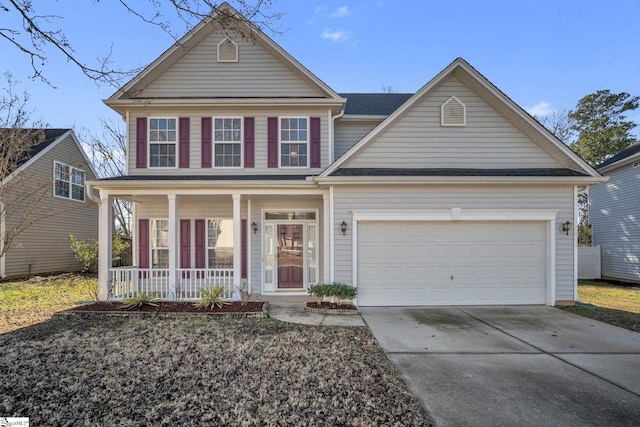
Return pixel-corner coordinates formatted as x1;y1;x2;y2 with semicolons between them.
150;218;170;269
53;160;86;202
206;218;234;269
148;117;179;169
217;37;238;63
212;117;244;169
279;116;310;169
441;95;467;127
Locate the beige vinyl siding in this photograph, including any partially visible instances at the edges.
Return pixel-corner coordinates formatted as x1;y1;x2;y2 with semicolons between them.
128;109;330;175
333;184;576;302
342;75;564;169
4;134;98;277
334;119;382;160
590;165;640;283
138;31;324;98
249;197;324;294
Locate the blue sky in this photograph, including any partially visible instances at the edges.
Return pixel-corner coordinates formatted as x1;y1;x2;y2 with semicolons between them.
3;0;640;137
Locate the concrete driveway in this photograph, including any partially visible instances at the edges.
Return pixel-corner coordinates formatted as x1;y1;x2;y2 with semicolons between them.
360;306;640;427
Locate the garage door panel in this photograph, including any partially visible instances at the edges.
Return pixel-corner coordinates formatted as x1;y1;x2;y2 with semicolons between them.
357;221;547;306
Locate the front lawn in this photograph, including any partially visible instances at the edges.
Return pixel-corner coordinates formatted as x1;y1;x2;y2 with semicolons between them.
559;280;640;332
0;316;431;426
0;274;97;333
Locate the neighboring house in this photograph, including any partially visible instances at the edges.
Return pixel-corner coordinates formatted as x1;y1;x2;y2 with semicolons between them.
90;3;603;306
0;129;98;278
590;142;640;283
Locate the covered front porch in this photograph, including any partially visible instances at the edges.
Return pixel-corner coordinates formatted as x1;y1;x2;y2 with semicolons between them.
92;181;330;302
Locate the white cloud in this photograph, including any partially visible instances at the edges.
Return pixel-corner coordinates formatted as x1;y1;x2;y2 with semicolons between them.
314;5;324;15
331;6;351;17
321;28;351;43
526;101;556;117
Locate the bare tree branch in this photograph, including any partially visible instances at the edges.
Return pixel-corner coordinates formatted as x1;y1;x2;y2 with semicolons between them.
1;0;283;87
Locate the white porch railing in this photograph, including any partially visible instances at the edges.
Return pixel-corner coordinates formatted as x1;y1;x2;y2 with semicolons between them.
109;267;234;301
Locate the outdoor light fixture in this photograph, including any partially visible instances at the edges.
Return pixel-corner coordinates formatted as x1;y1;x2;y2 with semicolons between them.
341;221;347;235
252;222;258;234
561;221;573;235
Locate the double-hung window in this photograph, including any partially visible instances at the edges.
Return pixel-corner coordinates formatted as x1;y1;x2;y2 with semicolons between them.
151;219;169;268
149;118;177;167
214;118;242;167
280;117;308;167
207;219;234;268
54;161;85;201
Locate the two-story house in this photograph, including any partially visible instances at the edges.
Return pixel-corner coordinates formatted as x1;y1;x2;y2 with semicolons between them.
90;3;603;306
1;129;98;278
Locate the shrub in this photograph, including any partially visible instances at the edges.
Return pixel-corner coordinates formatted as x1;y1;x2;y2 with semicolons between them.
308;282;357;304
195;284;231;310
69;234;130;273
236;282;251;306
121;292;161;309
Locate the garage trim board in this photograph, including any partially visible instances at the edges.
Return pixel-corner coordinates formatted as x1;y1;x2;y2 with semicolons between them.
352;208;559;306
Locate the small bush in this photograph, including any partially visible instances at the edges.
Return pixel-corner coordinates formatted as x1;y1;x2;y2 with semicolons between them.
195;285;231;309
122;292;162;309
236;282;251;306
69;234;130;273
308;282;357;304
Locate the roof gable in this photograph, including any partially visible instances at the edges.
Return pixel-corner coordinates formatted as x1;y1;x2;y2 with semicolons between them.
1;129;97;185
109;3;341;102
322;58;600;179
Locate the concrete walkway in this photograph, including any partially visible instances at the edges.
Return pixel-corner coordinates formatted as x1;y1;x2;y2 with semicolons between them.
267;303;366;326
361;306;640;427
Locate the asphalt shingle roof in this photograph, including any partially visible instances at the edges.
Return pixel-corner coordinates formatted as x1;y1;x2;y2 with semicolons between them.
1;128;70;177
98;175;310;181
339;93;413;116
597;142;640;169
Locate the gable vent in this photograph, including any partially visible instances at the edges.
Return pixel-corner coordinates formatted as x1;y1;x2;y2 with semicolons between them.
217;38;238;62
441;96;466;126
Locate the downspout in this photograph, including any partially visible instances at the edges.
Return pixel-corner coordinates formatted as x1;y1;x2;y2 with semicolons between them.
330;105;345;164
86;184;100;204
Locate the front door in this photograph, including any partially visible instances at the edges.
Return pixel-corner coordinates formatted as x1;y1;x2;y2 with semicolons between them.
277;224;304;289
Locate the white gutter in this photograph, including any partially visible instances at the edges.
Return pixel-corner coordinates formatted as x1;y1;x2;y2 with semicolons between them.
314;176;608;186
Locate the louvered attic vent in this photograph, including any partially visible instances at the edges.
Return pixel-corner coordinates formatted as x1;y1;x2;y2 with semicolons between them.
441;96;466;126
217;38;238;62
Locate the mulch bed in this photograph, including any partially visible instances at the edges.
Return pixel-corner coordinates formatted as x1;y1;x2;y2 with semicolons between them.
68;301;265;314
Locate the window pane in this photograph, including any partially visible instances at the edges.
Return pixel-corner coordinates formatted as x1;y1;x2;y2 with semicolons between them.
72;169;85;185
150;143;176;167
72;184;84;201
208;249;233;269
55;180;69;198
152;249;169;268
152;220;169;248
214;142;241;167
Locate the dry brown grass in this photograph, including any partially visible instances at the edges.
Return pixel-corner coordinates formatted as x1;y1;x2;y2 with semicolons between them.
0;315;431;426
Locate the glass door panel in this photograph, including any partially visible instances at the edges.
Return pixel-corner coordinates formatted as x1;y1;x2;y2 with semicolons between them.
277;224;304;289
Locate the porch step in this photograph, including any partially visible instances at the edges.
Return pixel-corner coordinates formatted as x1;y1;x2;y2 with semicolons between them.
258;295;316;303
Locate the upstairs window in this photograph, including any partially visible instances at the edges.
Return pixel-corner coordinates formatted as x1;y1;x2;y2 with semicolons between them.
214;118;242;167
149;118;177;167
280;117;308;167
54;161;85;202
441;96;466;126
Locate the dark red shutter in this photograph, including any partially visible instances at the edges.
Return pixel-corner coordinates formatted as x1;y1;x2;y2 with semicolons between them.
138;219;149;268
180;219;190;268
241;219;247;279
201;117;212;168
244;117;255;168
267;117;278;168
179;117;190;168
195;219;206;268
310;117;321;168
136;117;147;168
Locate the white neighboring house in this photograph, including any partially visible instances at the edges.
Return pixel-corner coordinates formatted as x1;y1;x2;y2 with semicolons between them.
89;2;603;306
590;142;640;284
1;129;98;278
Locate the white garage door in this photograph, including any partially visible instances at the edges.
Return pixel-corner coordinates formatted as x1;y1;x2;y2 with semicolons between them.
357;221;547;306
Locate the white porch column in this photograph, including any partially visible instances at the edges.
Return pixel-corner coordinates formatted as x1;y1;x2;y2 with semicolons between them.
167;194;178;301
233;193;241;299
323;191;331;284
98;194;114;301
